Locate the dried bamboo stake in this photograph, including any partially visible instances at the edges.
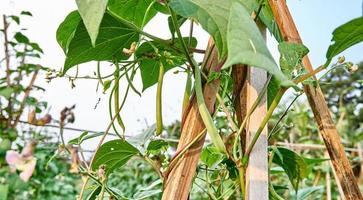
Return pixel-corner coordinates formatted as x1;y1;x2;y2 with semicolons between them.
162;39;221;200
268;0;362;199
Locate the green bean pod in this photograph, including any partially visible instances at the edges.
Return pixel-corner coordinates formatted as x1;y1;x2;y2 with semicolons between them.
194;65;226;153
156;62;164;135
182;71;192;113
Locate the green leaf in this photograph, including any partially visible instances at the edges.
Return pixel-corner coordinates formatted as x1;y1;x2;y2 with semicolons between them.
59;12;139;73
272;147;308;191
168;15;187;37
170;0;230;58
326;16;363;66
9;16;20;24
278;42;309;79
128;125;156;154
0;87;14;99
29;42;43;53
68;132;104;145
200;145;225;168
239;0;283;42
107;0;157;28
170;0;292;86
0;184;9;200
136;37;197;91
56;11;82;53
103;79;113;93
20;11;32;16
85;185;101;200
14;32;29;43
223;3;293;87
268;42;309;106
75;0;109;46
147;140;168;154
92;139;139;175
290;186;324;200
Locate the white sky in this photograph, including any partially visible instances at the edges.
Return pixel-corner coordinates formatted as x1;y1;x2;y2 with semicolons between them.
1;0;362;146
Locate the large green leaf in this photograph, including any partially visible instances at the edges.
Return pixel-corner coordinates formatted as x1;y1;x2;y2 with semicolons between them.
170;0;292;87
239;0;283;42
135;37;197;91
56;11;81;53
58;12;139;73
76;0;109;46
91;139;139;175
107;0;157;27
223;3;292;87
272;147;308;191
170;0;230;58
325;16;363;66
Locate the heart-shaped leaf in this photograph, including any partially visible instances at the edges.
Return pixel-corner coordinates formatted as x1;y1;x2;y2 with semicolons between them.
170;0;293;87
272;147;308;191
91;139;139;175
76;0;109;46
57;12;139;73
325;16;363;66
107;0;157;28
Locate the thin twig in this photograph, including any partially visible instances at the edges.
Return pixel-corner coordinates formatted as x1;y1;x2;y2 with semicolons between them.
12;67;40;127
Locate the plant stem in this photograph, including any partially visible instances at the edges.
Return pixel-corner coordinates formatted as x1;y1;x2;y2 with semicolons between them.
113;61;126;137
78;94;130;199
216;93;239;132
12;67;39;127
293;65;326;84
163;128;206;177
3;15;10;86
238;166;246;199
243;88;286;165
167;5;196;70
232;75;271;161
143;156;163;178
268;92;302;139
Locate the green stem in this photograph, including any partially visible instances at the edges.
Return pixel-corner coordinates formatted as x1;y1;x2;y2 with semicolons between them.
232;75;271;161
156;62;164;135
167;4;196;70
243;88;286;165
238;166;246;200
113;61;126;137
268;92;302;139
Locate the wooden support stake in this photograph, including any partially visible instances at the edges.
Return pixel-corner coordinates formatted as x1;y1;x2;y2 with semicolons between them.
268;0;363;199
233;23;268;200
162;40;220;200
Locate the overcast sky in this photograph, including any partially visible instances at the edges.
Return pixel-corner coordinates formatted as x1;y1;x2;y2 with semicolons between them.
1;0;362;146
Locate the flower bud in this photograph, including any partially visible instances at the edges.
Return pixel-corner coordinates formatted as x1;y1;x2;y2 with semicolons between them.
348;64;359;73
338;56;345;64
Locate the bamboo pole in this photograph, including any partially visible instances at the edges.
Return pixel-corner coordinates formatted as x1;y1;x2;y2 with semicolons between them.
162;39;221;200
268;0;363;199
